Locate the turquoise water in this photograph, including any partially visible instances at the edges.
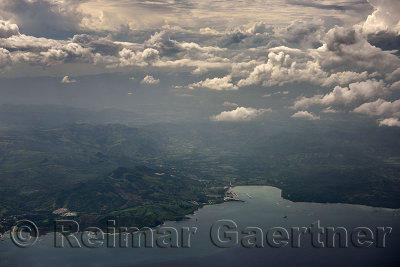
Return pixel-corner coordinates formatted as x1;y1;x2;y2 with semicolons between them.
1;186;399;266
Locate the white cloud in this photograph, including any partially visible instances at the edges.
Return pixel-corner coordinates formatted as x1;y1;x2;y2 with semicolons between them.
322;71;369;87
176;93;193;97
291;111;320;120
321;107;337;113
390;81;400;90
199;27;221;36
0;0;397;130
292;80;387;109
238;51;325;87
223;101;238;107
245;21;271;35
379;118;400;127
61;75;76;83
273;91;289;95
353;98;400;117
141;75;160;85
362;0;400;35
0;48;12;68
0;20;20;38
190;75;238;91
210;107;271;122
237;50;371;88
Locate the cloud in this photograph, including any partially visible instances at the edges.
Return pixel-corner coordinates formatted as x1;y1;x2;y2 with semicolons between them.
278;20;325;48
238;50;321;87
378;117;400;127
175;93;193;97
199;27;221;36
322;71;369;87
0;0;397;130
210;107;271;122
0;0;86;38
222;101;238;107
0;20;20;38
0;48;12;68
287;0;367;11
319;26;400;73
321;107;337;113
292;80;388;109
217;30;248;47
353;98;400;117
141;75;160;85
367;32;400;53
273;91;289;95
0;23;229;74
61;75;76;83
291;111;320;120
246;22;272;35
362;0;400;35
145;31;183;57
237;48;371;88
190;75;238;91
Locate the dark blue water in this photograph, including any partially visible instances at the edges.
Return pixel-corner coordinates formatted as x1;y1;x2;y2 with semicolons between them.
1;186;399;266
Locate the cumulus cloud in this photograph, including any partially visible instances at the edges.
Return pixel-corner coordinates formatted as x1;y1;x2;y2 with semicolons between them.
237;49;371;88
292;80;388;109
217;30;248;47
222;101;238;107
353;98;400;118
141;75;160;85
210;107;271;122
378;117;400;127
0;20;20;38
278;20;324;48
245;22;272;35
0;47;12;68
0;22;231;74
145;31;182;57
61;75;76;83
362;0;400;35
274;91;289;95
322;107;337;113
199;27;221;36
190;75;238;91
319;26;400;73
291;111;320;120
0;0;398;129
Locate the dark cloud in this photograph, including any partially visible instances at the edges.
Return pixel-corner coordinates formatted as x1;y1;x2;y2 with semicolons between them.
89;39;122;57
320;26;400;73
0;20;20;38
325;27;358;52
367;32;400;55
71;34;95;45
281;20;324;48
144;31;183;57
0;0;87;38
217;31;248;48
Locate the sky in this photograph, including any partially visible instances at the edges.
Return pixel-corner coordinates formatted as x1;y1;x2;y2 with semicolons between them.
0;0;399;126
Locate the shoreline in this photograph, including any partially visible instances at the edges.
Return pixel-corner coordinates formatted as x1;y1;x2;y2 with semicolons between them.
1;185;399;239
